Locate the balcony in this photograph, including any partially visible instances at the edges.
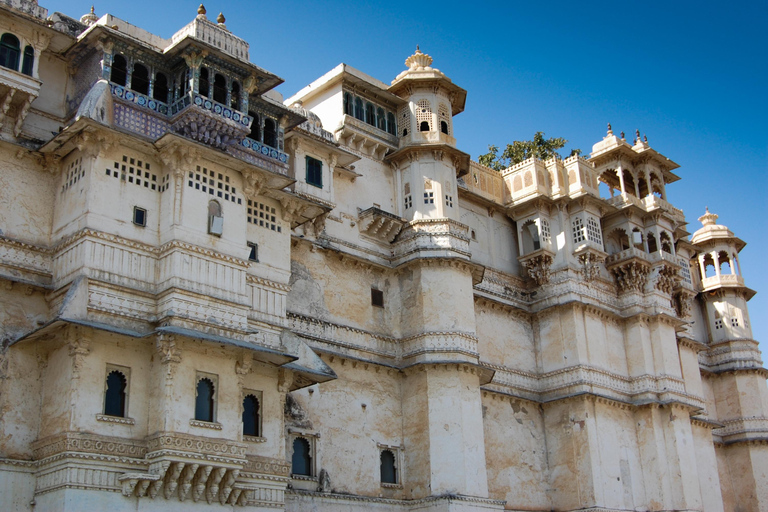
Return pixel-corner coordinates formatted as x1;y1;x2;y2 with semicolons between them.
336;114;398;159
0;66;42;137
604;247;651;294
702;273;745;291
411;129;456;146
358;207;407;243
169;92;253;150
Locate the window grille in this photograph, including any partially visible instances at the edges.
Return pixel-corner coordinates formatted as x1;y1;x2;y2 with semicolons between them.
586;217;603;244
540;219;551;244
572;217;586;244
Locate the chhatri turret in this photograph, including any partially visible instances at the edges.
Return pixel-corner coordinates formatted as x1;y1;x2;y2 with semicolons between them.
386;47;469;223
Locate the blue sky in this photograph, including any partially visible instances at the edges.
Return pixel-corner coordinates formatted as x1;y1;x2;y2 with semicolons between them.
51;1;767;352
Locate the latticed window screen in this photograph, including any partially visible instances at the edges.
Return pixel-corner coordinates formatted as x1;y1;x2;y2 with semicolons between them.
416;99;432;131
586;217;603;244
540;219;551;244
398;105;410;136
679;257;692;285
572;217;585;244
438;103;450;134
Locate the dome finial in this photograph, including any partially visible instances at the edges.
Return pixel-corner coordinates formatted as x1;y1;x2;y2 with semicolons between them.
197;4;207;16
405;46;432;70
217;12;225;24
80;5;99;26
698;207;719;226
607;122;613;136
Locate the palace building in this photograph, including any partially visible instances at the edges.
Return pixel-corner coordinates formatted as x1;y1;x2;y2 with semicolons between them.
0;1;766;511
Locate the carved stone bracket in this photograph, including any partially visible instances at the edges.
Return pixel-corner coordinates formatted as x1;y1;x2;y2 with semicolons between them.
655;263;680;295
156;334;181;380
242;170;266;198
672;289;695;318
358;207;406;243
609;261;651;294
518;249;555;286
577;251;605;283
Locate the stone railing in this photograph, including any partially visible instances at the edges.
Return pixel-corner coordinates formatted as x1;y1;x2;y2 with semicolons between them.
338;114;398;147
701;274;745;289
604;247;650;267
238;137;290;164
111;83;169;115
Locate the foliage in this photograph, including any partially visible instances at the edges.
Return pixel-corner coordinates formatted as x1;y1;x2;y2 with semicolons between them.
478;132;580;171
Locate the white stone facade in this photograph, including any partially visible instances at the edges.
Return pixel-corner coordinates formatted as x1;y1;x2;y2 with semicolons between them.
0;2;766;512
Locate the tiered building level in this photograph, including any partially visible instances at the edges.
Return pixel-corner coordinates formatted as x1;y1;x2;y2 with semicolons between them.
0;2;766;511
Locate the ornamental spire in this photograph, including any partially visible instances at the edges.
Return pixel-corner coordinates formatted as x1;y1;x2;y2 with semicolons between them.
405;46;433;70
698;207;719;226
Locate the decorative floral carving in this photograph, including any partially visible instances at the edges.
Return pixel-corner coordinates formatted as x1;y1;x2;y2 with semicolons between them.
524;253;553;286
673;290;694;318
655;264;679;295
610;261;650;293
578;252;604;283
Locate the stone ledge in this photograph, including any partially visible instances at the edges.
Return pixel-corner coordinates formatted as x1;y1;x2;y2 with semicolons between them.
189;419;223;430
96;414;136;425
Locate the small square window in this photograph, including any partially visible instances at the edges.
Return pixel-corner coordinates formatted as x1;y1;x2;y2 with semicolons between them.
133;206;147;227
248;242;258;262
371;288;384;308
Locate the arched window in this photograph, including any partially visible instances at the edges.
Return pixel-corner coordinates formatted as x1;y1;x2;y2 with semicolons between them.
230;80;240;110
647;232;658;253
622;170;636;196
21;45;33;76
263;118;277;148
104;370;127;417
248;111;261;141
660;232;673;254
365;102;375;126
343;92;352;116
198;67;210;97
131;63;149;95
380;449;397;484
419;121;429;132
632;228;644;251
521;220;541;253
440;120;448;134
110;54;127;86
242;394;260;437
718;251;731;275
703;254;716;278
354;97;364;121
291;437;312;476
0;33;20;71
208;200;223;235
387;112;396;135
213;73;227;104
153;72;168;102
195;377;215;422
376;107;385;130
